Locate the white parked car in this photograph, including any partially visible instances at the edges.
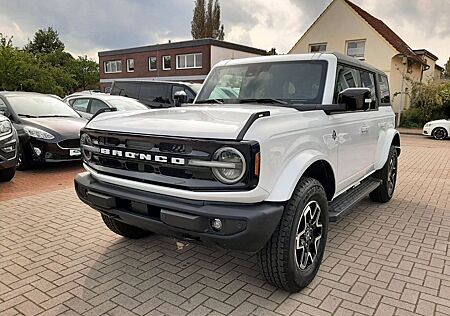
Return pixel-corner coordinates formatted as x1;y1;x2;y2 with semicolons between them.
75;53;400;292
423;119;450;140
64;94;148;119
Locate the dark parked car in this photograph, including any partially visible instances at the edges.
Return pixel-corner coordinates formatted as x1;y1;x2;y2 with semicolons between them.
64;94;148;119
110;80;201;108
0;92;87;169
0;114;18;181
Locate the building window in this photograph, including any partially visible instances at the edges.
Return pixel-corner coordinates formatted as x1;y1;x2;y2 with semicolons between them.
346;40;366;59
176;53;203;69
309;43;327;53
126;59;134;72
104;60;122;73
162;55;171;70
149;57;157;71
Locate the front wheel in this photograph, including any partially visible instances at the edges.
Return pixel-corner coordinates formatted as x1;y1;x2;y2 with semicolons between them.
16;143;30;171
258;177;328;292
432;127;448;140
0;166;16;182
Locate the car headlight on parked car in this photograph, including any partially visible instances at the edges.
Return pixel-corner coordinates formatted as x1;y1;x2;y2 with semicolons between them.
0;120;12;135
211;147;246;184
24;126;54;140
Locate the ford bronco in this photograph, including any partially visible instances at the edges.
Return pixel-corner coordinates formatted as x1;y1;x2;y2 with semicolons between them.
75;53;400;292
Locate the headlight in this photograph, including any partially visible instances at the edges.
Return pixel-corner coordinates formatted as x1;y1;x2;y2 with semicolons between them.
211;147;246;184
424;123;431;127
80;133;93;161
24;126;54;140
0;120;12;135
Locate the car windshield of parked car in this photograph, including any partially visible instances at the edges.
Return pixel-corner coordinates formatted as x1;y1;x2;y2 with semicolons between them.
108;98;148;111
196;61;327;105
8;95;80;118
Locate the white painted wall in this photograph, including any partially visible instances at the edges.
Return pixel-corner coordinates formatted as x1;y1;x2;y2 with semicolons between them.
210;46;262;67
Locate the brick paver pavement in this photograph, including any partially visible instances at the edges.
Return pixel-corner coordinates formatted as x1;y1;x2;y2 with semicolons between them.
0;134;449;316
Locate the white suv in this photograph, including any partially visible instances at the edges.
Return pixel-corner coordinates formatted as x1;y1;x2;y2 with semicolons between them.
75;53;400;292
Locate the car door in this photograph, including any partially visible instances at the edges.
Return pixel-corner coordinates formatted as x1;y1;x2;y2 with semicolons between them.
331;64;376;191
88;99;109;117
71;98;91;119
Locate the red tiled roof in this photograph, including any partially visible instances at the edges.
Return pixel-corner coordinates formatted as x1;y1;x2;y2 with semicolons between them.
344;0;425;64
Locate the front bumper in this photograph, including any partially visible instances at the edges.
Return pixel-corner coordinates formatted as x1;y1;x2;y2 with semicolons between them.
24;138;81;163
75;172;284;252
422;126;432;136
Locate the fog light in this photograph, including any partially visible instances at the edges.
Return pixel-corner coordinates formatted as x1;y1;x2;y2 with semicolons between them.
3;146;14;153
33;147;42;156
211;218;223;231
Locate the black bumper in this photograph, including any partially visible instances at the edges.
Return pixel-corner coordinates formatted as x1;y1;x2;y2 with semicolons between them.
0;133;18;169
75;172;284;252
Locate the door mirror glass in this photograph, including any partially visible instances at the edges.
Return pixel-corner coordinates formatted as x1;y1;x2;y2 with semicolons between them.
338;88;371;111
173;90;187;107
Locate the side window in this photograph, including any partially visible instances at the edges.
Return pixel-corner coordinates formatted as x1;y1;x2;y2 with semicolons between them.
72;98;90;113
360;71;377;109
335;65;361;101
139;84;170;106
378;74;390;104
111;82;140;99
89;99;108;114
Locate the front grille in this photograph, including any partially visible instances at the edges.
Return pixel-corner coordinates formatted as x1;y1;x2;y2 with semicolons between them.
59;139;80;149
83;130;259;191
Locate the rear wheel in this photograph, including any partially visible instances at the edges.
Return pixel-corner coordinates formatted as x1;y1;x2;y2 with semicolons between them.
370;145;397;203
258;177;328;292
432;127;448;140
101;214;152;239
0;166;16;182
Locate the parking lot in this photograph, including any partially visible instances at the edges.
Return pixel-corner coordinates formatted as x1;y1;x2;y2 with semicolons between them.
0;134;449;316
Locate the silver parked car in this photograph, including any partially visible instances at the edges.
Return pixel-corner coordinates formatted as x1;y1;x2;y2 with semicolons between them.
64;94;148;119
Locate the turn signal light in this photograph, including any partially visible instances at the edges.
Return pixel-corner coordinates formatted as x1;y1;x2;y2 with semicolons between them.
255;152;260;176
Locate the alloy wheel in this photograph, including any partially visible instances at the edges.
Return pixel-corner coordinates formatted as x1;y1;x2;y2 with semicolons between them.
387;154;397;196
294;200;323;270
433;128;446;140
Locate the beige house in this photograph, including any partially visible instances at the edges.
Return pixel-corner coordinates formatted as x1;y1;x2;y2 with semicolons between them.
289;0;444;112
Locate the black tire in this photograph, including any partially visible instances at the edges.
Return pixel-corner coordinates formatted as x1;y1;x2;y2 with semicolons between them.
101;214;152;239
370;145;398;203
16;143;30;171
0;166;16;182
258;177;328;292
432;127;448;140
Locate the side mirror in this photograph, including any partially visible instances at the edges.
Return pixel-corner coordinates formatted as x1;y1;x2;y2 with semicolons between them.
173;91;187;107
338;88;371;111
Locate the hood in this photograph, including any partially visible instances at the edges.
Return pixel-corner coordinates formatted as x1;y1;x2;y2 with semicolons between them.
21;117;87;139
427;119;448;124
86;105;298;139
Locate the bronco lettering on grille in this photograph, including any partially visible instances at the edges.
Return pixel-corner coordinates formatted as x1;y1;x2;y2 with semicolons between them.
99;148;185;165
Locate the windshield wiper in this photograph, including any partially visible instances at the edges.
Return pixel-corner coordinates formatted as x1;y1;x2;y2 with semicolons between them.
195;99;224;104
238;98;288;105
17;114;38;118
37;115;73;118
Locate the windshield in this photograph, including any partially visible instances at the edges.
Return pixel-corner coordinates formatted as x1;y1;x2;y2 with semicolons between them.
108;98;148;111
187;83;202;94
196;61;327;105
8;95;80;118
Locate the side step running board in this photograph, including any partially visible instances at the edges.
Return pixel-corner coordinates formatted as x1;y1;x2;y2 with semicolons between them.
329;177;382;222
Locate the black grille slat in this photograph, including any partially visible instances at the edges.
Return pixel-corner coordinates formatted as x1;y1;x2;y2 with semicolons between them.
58;139;80;149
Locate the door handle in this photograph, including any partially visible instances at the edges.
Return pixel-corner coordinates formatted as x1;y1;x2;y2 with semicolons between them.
361;126;369;134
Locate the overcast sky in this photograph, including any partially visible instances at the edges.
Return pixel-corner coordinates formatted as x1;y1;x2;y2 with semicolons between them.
0;0;448;65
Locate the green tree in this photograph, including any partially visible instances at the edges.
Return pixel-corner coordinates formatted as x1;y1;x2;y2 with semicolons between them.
71;56;99;90
191;0;206;39
25;27;65;55
191;0;224;40
444;57;450;79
